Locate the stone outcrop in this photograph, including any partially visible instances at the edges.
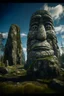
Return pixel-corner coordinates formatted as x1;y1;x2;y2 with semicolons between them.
27;10;60;78
3;24;25;66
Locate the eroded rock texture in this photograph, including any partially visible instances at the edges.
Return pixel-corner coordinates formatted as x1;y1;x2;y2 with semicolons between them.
3;24;25;66
27;10;60;78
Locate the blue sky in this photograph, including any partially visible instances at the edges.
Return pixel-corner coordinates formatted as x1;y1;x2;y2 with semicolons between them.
0;3;64;60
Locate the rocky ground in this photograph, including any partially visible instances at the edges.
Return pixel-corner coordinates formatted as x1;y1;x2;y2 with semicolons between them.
0;65;64;94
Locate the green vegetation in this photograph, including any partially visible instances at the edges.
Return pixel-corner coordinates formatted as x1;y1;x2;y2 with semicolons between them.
6;66;26;77
0;62;5;67
36;56;53;61
0;64;27;78
28;56;54;70
0;57;63;94
0;81;56;94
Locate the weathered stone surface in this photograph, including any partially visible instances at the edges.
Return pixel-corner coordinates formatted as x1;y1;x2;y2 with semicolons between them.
27;10;60;78
3;24;25;66
27;56;60;78
28;50;54;59
46;29;60;58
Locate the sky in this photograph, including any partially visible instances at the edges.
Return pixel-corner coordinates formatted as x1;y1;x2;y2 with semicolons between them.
0;3;64;60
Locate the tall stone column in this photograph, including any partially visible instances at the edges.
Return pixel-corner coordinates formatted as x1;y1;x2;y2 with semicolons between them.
3;24;25;66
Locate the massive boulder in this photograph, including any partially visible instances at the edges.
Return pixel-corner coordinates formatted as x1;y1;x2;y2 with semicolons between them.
3;24;25;66
27;10;60;78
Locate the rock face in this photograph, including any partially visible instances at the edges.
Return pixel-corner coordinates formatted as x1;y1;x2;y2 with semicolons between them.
27;10;60;78
3;24;25;66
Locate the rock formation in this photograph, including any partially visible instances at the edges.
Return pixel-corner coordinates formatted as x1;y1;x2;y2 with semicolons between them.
27;10;60;78
3;24;25;66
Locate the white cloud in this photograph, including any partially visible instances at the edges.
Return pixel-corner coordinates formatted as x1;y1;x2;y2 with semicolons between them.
61;41;64;46
0;32;8;39
54;25;64;34
2;33;8;39
61;35;64;39
23;47;27;52
43;3;49;11
21;33;27;37
43;3;64;21
0;32;27;38
59;46;63;55
23;47;27;61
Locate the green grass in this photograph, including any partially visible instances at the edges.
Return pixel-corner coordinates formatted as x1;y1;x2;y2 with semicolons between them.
0;65;27;78
4;70;27;78
0;62;5;67
0;81;56;94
